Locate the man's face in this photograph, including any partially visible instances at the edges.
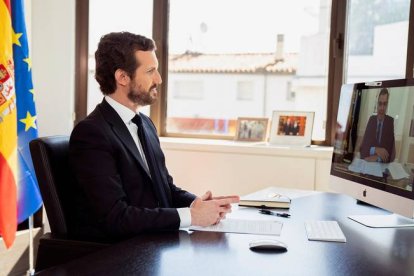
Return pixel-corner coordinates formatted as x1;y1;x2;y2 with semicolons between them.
127;50;162;106
377;93;389;120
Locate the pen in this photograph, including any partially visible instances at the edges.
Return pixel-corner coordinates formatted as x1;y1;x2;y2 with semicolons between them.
259;209;291;218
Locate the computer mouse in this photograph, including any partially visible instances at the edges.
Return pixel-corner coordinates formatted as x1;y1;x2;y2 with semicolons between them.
249;239;288;252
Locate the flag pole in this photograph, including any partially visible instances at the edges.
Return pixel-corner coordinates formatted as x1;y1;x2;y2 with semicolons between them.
26;215;35;276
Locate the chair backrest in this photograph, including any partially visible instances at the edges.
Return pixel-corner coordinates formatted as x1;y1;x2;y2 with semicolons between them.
30;136;76;235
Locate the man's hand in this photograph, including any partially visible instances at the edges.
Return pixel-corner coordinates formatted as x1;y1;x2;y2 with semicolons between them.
364;155;378;162
201;191;240;220
375;147;389;162
364;147;390;162
190;191;239;227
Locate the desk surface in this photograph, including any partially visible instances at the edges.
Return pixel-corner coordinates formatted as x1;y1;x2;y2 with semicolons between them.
37;192;414;276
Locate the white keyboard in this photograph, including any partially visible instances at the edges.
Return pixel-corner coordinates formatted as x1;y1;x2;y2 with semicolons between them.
305;221;346;242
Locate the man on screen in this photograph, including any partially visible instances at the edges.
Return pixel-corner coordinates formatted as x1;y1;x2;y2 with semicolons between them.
360;88;396;163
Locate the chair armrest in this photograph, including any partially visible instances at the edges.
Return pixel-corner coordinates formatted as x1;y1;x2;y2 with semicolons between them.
36;232;111;271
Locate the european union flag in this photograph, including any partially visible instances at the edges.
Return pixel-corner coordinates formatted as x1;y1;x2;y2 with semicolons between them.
12;0;42;222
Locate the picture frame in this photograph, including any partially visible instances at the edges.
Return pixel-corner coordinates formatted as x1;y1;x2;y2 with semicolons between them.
269;111;315;146
235;117;269;142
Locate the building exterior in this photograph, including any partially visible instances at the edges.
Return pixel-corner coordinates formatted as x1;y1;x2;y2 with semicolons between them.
167;51;298;135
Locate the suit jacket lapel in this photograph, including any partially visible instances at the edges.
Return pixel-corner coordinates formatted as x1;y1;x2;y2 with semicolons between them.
98;99;151;178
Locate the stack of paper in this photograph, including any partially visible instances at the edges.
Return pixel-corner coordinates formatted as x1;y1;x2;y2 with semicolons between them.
387;162;410;180
349;158;410;180
189;218;283;235
348;158;383;177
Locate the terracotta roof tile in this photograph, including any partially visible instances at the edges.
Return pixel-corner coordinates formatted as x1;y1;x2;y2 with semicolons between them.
168;52;297;74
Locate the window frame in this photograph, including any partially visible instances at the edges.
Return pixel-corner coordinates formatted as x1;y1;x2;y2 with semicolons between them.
75;0;414;145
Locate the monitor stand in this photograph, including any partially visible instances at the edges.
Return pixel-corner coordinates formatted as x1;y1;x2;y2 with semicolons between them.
348;214;414;228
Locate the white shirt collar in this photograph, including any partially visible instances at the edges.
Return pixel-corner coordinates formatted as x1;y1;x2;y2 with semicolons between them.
105;96;138;124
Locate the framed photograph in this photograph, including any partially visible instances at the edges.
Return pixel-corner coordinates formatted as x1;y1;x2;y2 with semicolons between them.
269;111;314;146
235;117;269;142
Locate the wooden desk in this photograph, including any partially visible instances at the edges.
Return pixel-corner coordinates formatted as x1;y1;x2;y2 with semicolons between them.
36;193;414;276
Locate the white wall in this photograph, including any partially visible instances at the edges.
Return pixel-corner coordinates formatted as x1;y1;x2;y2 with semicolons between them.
263;75;295;116
167;73;267;118
31;0;75;136
167;73;300;120
401;90;414;164
347;21;408;80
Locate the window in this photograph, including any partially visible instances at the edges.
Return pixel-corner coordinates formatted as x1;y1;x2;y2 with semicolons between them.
166;0;332;140
286;81;295;101
237;81;254;101
344;0;410;83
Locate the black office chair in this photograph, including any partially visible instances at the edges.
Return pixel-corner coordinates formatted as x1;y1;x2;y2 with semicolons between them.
29;136;110;271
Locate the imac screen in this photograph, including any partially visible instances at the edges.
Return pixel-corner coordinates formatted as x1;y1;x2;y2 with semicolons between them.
331;79;414;201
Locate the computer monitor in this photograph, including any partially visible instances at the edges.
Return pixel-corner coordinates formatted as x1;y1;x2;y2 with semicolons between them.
330;78;414;227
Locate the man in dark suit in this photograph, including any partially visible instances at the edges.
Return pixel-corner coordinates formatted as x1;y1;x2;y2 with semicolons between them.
360;88;395;163
283;118;292;135
69;32;239;240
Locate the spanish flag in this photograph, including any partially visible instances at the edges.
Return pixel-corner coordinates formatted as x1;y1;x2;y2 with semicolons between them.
0;0;42;249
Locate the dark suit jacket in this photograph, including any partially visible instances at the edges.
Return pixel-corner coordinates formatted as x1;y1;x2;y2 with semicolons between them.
69;99;196;240
359;115;395;162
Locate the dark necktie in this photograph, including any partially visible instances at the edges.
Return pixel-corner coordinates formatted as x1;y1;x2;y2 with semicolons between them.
376;121;382;144
132;114;170;207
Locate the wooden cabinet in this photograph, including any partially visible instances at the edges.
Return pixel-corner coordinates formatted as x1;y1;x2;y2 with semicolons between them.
161;138;333;195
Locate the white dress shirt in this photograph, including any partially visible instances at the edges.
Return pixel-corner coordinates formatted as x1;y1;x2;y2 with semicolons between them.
105;96;191;228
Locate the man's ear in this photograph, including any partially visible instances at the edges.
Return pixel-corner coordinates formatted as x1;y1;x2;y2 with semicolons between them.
115;69;129;86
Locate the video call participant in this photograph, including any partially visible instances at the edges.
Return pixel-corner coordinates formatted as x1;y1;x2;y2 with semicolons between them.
360;88;395;163
69;32;239;240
